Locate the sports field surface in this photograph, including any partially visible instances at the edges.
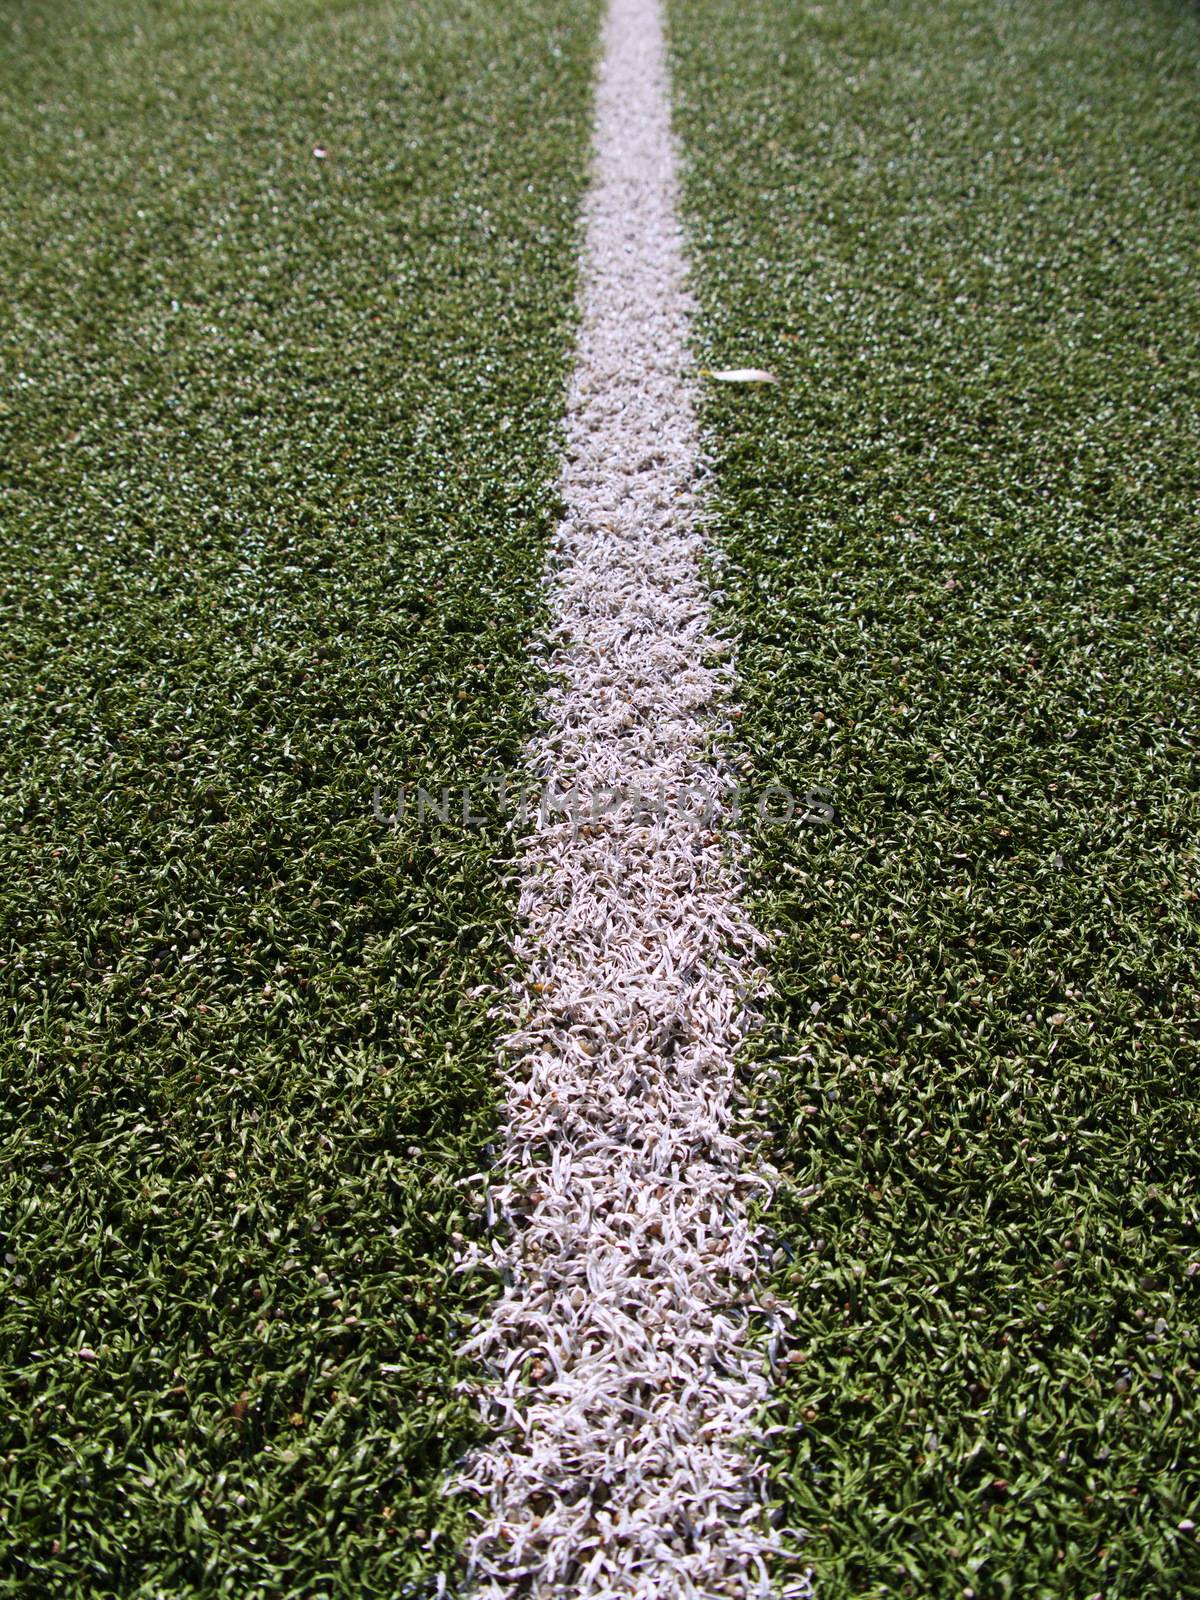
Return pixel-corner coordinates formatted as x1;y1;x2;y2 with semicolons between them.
1;0;600;1591
670;0;1200;1591
2;0;1198;1595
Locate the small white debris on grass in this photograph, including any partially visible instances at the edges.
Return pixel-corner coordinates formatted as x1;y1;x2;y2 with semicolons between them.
707;368;780;384
454;0;807;1594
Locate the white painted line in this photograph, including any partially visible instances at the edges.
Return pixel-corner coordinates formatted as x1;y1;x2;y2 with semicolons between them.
455;0;807;1592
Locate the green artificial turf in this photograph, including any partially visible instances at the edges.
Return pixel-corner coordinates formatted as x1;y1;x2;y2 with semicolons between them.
668;0;1200;1593
0;0;600;1592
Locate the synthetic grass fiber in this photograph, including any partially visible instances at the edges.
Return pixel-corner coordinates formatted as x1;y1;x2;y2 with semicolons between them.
0;0;601;1592
668;0;1200;1593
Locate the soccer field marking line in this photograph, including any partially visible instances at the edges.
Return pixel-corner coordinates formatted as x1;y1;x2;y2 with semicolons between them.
454;0;806;1593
